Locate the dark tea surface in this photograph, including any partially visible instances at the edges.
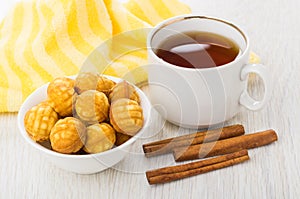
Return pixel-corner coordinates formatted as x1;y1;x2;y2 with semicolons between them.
155;31;240;69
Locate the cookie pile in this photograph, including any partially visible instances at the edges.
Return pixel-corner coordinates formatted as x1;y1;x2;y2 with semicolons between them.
24;73;144;154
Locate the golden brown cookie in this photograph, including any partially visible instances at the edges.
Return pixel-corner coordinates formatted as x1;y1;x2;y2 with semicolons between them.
74;72;99;94
110;98;144;136
24;102;58;142
83;123;116;154
109;81;140;104
50;117;86;154
75;90;110;124
96;76;116;96
115;133;132;146
47;77;75;117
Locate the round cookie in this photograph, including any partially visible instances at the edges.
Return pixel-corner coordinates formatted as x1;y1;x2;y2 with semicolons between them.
50;117;87;154
110;98;144;136
24;102;58;142
83;123;116;154
47;77;75;117
75;90;110;124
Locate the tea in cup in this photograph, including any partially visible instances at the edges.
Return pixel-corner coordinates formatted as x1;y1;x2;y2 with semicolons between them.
147;15;271;128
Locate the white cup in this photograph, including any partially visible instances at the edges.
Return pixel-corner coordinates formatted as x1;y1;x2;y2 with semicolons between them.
147;15;271;128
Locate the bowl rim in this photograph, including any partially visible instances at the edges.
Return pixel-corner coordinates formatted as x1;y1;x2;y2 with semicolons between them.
17;75;151;160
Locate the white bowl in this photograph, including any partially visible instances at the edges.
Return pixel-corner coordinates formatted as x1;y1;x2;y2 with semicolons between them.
17;75;151;174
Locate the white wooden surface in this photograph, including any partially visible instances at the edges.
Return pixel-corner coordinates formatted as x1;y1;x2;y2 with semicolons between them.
1;0;300;198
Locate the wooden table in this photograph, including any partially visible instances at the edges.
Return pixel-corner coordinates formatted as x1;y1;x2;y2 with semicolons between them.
1;0;299;198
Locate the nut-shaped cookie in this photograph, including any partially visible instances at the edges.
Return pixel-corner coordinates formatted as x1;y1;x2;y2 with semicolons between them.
50;117;86;154
97;76;116;95
83;123;116;154
109;81;140;104
24;102;58;142
75;90;109;124
47;77;75;117
74;72;98;94
115;133;132;146
110;98;144;136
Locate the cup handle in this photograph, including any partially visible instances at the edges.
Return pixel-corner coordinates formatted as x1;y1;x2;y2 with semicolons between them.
239;64;271;110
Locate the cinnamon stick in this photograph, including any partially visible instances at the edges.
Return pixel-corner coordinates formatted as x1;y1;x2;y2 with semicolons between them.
146;150;249;185
174;129;278;162
143;124;245;157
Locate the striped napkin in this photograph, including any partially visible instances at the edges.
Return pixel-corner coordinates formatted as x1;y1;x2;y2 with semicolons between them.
0;0;191;112
0;0;259;112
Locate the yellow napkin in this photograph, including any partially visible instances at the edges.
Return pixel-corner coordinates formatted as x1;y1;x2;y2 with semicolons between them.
0;0;259;113
0;0;191;112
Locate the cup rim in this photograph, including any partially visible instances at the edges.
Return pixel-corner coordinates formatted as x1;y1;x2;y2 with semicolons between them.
147;14;250;71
